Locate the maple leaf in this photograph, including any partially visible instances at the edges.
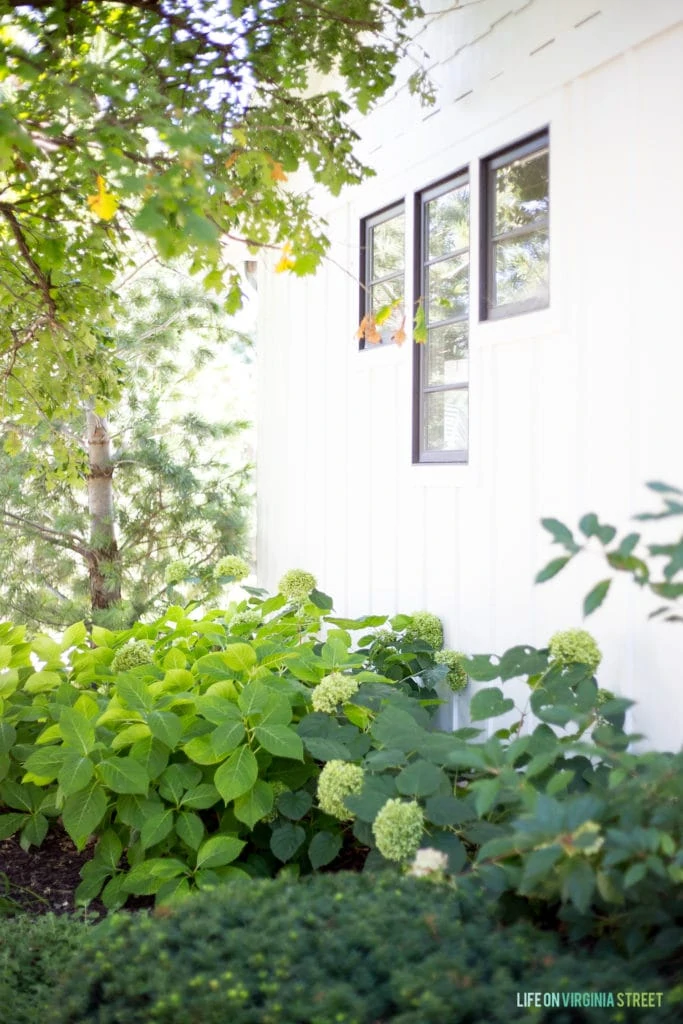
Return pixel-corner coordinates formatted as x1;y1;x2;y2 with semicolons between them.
391;316;406;346
275;241;296;273
87;175;119;221
269;160;288;182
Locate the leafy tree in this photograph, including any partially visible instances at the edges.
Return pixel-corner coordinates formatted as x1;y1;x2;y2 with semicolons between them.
0;0;428;432
0;268;251;629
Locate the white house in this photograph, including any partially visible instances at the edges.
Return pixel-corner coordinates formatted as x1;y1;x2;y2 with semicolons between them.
256;0;683;750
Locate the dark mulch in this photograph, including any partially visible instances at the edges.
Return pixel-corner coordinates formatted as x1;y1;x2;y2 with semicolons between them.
0;825;106;916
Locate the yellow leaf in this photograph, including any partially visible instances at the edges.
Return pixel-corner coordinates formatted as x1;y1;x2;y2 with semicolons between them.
269;160;288;182
275;242;296;274
87;175;119;221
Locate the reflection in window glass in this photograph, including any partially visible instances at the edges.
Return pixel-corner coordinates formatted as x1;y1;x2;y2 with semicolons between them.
416;174;470;463
425;322;469;387
424;390;469;453
360;204;405;348
483;131;549;318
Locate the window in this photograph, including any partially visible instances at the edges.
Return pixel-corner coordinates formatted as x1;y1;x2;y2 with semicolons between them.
481;130;549;319
413;173;470;463
359;203;405;349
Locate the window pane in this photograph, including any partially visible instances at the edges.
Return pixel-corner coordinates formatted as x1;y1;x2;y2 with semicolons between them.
427;254;469;324
371;212;405;279
425;323;468;386
426;183;469;260
424;389;468;453
494;230;549;307
494;148;548;235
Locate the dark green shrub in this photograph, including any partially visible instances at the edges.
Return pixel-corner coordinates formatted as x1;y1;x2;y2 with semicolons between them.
0;912;91;1024
51;874;677;1024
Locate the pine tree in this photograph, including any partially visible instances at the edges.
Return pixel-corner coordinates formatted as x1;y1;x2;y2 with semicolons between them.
0;266;252;630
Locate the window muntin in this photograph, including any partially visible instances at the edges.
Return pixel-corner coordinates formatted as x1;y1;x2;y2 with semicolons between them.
482;131;549;318
415;173;470;463
359;203;405;349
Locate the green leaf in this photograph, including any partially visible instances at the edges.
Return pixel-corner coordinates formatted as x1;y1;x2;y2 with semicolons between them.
623;862;647;888
425;795;474;827
310;589;334;610
211;720;247;758
195;834;245;869
238;680;270;717
583;579;611;616
0;812;28;840
234;781;274;828
0;721;17;756
344;776;397;823
130;736;169;780
116;677;154;713
371;706;426;751
270;823;306;863
309;831;342;869
23;745;67;781
221;643;257;673
395;760;446;798
277;789;313;820
579;514;617;545
519;846;563;892
159;763;202;804
101;874;128;911
181;783;221;810
535;556;570;583
62;783;108;849
58;752;95;797
562;860;595;912
75;861;112;904
472;778;501;816
213;745;258;804
24;670;62;695
300;736;352;761
62;621;87;650
140;805;175;849
98;757;149;795
254;723;303;760
541;518;580;553
94;830;123;870
59;707;96;755
123;858;187;895
195;695;243;726
469;687;515;722
147;711;183;749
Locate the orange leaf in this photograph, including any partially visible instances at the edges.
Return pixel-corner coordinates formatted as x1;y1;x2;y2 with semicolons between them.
269;160;288;182
392;316;407;346
87;174;118;221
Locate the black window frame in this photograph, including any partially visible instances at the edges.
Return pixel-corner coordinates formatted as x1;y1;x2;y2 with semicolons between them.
358;201;405;351
412;169;470;465
479;128;550;321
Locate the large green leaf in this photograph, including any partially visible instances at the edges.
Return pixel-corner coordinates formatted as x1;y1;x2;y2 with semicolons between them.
159;763;202;804
140;806;175;849
175;810;205;851
98;757;149;795
195;834;245;869
469;687;515;722
211;720;246;759
270;823;305;863
0;721;17;756
221;643;257;673
395;760;447;798
371;707;426;751
23;745;67;781
308;831;342;869
62;783;108;849
58;752;95;797
0;812;27;840
123;858;187;895
146;710;183;749
277;789;313;820
24;671;62;695
254;723;303;760
59;707;96;755
234;780;274;828
213;745;258;804
181;783;221;810
237;680;270;717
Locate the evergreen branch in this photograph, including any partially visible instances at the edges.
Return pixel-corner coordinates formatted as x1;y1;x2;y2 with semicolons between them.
0;510;88;556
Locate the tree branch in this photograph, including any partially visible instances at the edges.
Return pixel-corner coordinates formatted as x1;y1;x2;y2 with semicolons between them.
0;205;57;321
0;509;88;556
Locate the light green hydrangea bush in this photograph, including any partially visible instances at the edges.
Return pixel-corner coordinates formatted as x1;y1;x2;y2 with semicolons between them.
548;628;602;673
372;799;424;862
215;555;250;581
311;671;360;713
230;610;261;630
434;649;468;692
317;761;364;820
278;568;317;603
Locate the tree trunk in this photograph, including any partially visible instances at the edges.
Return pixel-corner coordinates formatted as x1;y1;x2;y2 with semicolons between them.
86;408;121;610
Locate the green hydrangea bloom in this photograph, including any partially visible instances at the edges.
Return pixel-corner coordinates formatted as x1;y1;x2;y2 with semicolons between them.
278;568;317;603
215;555;250;581
434;649;468;692
373;799;425;862
370;628;400;655
407;611;444;650
164;559;190;585
311;672;359;713
264;781;290;823
111;640;154;673
317;761;364;820
231;610;261;631
549;628;602;673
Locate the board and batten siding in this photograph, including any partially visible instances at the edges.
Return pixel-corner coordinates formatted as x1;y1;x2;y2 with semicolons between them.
257;0;683;750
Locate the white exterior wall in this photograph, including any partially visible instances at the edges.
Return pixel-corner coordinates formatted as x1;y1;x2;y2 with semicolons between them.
257;0;683;750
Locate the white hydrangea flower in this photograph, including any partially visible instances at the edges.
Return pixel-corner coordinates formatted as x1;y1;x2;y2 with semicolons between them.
317;761;364;820
408;847;449;878
215;555;250;581
278;568;317;603
311;672;359;713
372;799;424;862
